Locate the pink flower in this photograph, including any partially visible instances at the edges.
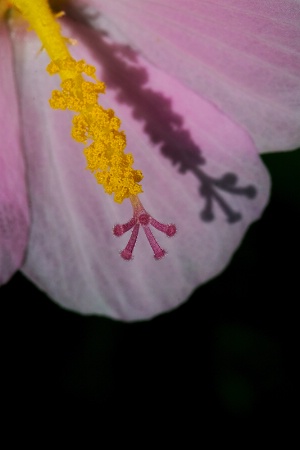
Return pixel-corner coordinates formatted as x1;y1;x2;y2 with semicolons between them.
0;0;299;320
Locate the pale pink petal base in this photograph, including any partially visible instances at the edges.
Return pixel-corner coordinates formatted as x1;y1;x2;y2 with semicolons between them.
12;22;270;320
0;23;29;285
80;0;300;153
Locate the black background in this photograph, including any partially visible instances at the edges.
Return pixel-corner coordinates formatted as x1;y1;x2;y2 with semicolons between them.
1;150;298;430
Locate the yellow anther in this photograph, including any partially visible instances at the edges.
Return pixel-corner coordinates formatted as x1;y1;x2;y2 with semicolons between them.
54;10;65;19
47;60;60;75
49;90;67;110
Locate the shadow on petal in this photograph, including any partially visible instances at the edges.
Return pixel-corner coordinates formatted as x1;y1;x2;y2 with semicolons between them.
66;10;257;224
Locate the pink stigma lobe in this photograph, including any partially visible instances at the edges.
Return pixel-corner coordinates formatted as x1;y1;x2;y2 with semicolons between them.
113;196;176;260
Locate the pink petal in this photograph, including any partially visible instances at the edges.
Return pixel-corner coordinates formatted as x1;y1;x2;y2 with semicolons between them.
11;21;270;320
0;23;29;285
78;0;300;153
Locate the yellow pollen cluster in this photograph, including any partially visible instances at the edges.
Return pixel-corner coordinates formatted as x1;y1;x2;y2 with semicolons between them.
48;58;143;203
10;0;143;204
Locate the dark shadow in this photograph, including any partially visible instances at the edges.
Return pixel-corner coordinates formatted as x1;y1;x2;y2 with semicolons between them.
64;7;257;223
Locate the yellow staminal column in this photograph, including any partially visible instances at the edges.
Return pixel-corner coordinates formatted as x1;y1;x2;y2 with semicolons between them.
10;0;176;259
10;0;70;61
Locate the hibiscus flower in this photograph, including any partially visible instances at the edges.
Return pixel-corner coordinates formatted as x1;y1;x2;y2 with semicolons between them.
0;0;299;320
